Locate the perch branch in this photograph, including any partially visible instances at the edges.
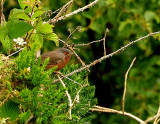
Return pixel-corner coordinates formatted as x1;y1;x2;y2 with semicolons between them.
122;57;136;114
53;31;160;83
48;0;99;23
89;106;146;124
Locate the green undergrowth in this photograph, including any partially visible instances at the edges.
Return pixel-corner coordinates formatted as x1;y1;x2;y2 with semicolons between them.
0;48;97;123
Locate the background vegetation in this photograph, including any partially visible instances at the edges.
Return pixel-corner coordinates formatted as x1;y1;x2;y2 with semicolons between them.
0;0;160;124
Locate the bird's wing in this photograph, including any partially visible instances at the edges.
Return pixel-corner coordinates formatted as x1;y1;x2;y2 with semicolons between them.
41;51;62;65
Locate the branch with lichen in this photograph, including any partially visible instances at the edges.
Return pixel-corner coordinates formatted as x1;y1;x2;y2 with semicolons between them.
48;0;99;23
53;31;160;83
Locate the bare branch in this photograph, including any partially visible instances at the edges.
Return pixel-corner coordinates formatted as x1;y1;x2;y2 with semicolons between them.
153;104;160;124
64;26;82;47
48;0;74;24
24;113;34;124
89;106;146;124
49;0;99;23
103;28;109;56
73;39;104;47
53;31;160;83
7;48;25;58
122;57;136;114
57;74;72;120
58;73;82;86
67;84;86;115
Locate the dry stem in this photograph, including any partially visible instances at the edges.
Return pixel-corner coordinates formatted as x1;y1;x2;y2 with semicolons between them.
73;39;104;47
53;31;160;83
153;104;160;124
89;106;146;124
24;113;34;124
66;84;86;115
48;0;99;23
122;57;136;114
57;74;72;120
49;0;74;24
103;28;109;56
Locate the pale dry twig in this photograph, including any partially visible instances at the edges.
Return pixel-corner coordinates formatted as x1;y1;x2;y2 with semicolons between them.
89;106;146;124
122;57;136;114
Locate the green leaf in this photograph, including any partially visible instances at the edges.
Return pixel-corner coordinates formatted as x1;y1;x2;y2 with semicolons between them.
0;35;12;54
29;33;43;50
144;11;159;23
6;81;12;92
40;22;53;34
0;100;20;121
8;8;24;20
17;12;31;21
31;10;45;19
18;0;30;9
44;33;59;46
7;21;33;39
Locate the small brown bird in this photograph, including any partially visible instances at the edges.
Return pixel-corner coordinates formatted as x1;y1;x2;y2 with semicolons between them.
41;48;72;71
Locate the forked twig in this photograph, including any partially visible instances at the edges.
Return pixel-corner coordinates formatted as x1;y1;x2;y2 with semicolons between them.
66;84;86;116
122;57;136;114
48;0;74;24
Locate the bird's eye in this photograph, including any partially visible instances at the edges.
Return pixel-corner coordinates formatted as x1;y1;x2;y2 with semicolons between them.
64;51;68;55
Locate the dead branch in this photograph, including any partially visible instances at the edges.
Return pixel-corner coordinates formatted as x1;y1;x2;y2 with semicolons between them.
122;57;136;114
89;106;146;124
53;31;160;83
48;0;99;23
57;74;72;120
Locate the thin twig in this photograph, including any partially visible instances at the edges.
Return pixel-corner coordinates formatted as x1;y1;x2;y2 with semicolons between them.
53;31;160;83
57;72;82;86
48;0;74;24
153;104;160;124
48;0;99;23
24;113;34;124
122;57;136;114
64;26;82;47
66;84;86;115
103;28;109;56
89;106;146;124
57;74;72;120
7;48;25;58
60;39;90;72
73;39;104;47
144;114;160;123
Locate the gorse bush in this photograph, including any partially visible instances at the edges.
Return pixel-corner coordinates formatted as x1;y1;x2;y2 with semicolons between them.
0;47;97;123
0;0;97;123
